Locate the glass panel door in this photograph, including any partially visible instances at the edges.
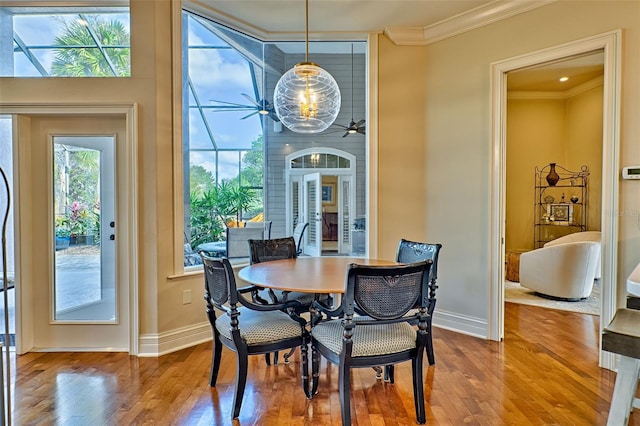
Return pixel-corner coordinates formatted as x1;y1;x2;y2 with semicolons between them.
53;136;116;322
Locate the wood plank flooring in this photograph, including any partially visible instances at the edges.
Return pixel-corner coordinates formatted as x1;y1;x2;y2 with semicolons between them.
9;303;640;425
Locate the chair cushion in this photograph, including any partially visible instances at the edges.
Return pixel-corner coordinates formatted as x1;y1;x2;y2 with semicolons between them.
311;319;416;357
216;307;302;345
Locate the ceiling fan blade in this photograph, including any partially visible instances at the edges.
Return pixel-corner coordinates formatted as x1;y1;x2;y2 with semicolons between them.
357;127;366;135
241;111;259;120
342;131;349;138
241;93;261;107
268;111;281;122
355;119;365;127
209;99;253;108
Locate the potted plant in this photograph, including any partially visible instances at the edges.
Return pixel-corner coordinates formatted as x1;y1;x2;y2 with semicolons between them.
68;201;97;245
55;215;71;250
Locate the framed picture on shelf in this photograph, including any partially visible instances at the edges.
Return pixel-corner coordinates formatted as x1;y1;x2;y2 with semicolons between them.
547;203;573;225
322;183;336;206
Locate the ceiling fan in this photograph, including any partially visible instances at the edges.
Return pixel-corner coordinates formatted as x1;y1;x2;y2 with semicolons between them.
328;44;366;137
209;93;280;122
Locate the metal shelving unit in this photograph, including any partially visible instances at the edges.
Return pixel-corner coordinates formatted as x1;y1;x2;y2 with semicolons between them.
534;164;589;248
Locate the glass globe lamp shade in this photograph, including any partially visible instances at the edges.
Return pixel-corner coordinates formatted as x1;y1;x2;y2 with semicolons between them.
274;62;341;134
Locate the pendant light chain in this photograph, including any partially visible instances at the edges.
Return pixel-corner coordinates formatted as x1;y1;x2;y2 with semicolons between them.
305;0;309;63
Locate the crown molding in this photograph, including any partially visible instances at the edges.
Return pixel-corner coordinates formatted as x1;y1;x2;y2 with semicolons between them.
508;75;604;100
384;0;556;46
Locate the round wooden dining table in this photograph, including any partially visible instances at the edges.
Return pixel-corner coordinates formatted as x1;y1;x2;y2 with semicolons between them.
237;256;397;294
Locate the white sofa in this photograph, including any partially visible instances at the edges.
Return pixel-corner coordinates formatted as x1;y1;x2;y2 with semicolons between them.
543;231;601;279
519;241;601;300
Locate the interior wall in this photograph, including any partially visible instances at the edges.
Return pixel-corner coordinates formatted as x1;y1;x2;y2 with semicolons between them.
505;83;604;252
566;85;604;231
377;0;639;336
377;36;427;258
506;98;566;251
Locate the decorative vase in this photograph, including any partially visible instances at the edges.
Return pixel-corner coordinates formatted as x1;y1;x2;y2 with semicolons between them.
545;163;560;186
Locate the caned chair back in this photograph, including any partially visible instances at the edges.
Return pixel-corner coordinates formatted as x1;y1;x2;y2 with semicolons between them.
226;226;265;258
201;255;237;309
396;239;442;282
346;261;432;320
249;237;297;264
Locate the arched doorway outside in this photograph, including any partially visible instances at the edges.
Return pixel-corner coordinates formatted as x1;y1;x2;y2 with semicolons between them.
285;148;358;257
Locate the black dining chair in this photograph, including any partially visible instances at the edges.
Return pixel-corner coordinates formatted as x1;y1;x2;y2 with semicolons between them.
396;238;443;366
201;254;308;419
310;260;433;425
248;236;330;365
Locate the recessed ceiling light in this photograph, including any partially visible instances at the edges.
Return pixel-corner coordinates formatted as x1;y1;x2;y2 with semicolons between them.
559;76;569;82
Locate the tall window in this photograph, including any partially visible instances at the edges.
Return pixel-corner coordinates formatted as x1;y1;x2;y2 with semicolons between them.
0;6;130;77
182;12;265;262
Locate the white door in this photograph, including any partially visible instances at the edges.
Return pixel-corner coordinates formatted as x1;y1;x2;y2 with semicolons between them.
338;176;354;254
19;114;130;352
303;172;322;257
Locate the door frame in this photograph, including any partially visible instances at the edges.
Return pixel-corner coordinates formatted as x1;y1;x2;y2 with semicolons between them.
489;31;621;369
0;103;139;355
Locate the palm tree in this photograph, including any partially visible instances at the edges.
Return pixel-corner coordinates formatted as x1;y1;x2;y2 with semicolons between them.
51;14;130;77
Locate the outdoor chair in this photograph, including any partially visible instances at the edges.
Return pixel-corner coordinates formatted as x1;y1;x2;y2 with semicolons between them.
310;260;433;425
201;254;307;419
292;222;309;255
226;226;265;258
244;220;272;239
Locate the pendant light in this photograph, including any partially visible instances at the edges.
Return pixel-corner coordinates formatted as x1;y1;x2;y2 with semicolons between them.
273;0;341;133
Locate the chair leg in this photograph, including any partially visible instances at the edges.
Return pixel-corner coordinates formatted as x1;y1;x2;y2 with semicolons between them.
372;366;383;379
301;343;311;399
283;347;297;364
311;344;320;396
384;365;395;383
264;353;271;366
426;322;436;365
339;360;352;426
210;333;223;386
412;352;426;424
607;355;640;426
232;349;249;419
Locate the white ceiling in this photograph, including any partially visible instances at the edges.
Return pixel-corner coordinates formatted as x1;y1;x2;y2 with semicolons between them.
189;0;603;92
190;0;494;36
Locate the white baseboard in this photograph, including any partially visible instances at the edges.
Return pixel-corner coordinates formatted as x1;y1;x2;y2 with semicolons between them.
138;321;212;357
136;310;487;357
433;309;488;339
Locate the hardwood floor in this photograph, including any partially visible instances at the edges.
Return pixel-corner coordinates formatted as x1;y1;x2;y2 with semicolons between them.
9;303;640;425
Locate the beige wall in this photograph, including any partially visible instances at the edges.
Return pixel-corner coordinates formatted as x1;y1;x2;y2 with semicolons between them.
377;35;427;257
377;0;640;328
0;0;208;350
1;0;639;349
506;84;604;252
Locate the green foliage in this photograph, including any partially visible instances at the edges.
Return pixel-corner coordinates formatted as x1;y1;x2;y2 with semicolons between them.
189;189;224;249
189;165;216;198
188;177;259;248
51;15;130;77
241;135;264;188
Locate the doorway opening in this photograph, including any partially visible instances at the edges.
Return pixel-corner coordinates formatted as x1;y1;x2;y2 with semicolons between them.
504;50;604;317
490;31;621;369
286;148;358;257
